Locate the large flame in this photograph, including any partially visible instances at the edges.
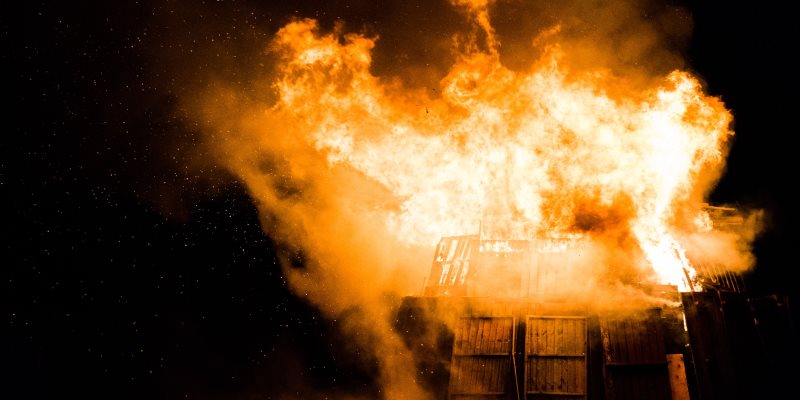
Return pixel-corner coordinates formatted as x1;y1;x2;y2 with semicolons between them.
270;16;731;291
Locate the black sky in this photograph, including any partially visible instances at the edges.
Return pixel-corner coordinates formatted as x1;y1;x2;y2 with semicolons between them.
8;1;799;399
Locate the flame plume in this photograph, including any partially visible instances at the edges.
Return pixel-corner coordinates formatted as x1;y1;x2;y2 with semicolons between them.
271;16;731;290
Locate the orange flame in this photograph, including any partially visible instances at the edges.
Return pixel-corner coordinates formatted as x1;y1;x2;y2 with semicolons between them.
269;16;732;291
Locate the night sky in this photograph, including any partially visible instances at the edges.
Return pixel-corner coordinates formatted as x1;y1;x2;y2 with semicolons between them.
8;1;799;399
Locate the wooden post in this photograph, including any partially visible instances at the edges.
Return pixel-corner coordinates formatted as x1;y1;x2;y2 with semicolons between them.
667;354;691;400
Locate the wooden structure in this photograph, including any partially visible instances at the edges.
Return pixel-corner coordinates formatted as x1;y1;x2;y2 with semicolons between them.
600;311;671;400
417;235;690;400
449;317;516;399
399;205;793;399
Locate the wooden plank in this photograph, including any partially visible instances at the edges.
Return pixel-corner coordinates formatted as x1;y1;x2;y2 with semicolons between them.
477;318;485;354
666;354;690;400
478;321;487;391
467;318;477;354
600;313;671;400
525;316;586;399
449;317;514;399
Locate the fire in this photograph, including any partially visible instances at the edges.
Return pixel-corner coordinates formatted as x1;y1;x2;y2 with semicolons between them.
268;15;731;291
189;2;766;398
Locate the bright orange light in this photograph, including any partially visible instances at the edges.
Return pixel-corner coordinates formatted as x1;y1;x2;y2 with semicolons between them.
267;17;733;291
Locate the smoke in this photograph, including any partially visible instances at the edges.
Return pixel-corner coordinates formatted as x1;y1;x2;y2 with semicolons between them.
488;0;693;92
196;86;433;397
173;1;762;398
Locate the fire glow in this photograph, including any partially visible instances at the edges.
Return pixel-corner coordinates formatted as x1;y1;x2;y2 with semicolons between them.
269;22;732;291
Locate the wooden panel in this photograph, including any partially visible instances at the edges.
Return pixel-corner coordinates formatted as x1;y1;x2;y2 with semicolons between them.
526;358;586;398
600;311;670;400
680;292;795;400
600;317;666;365
450;358;511;396
526;241;595;301
425;236;478;296
600;316;666;364
525;316;587;399
454;317;514;355
449;317;514;399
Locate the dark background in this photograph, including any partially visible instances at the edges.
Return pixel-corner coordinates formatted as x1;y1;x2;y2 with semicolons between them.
7;1;798;398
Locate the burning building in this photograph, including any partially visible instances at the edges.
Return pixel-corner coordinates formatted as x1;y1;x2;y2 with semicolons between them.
194;1;796;398
395;205;793;399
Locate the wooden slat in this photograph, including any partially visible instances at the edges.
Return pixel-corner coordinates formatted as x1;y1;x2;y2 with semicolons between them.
600;312;671;400
449;317;514;399
425;236;480;296
525;316;586;399
601;316;667;365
